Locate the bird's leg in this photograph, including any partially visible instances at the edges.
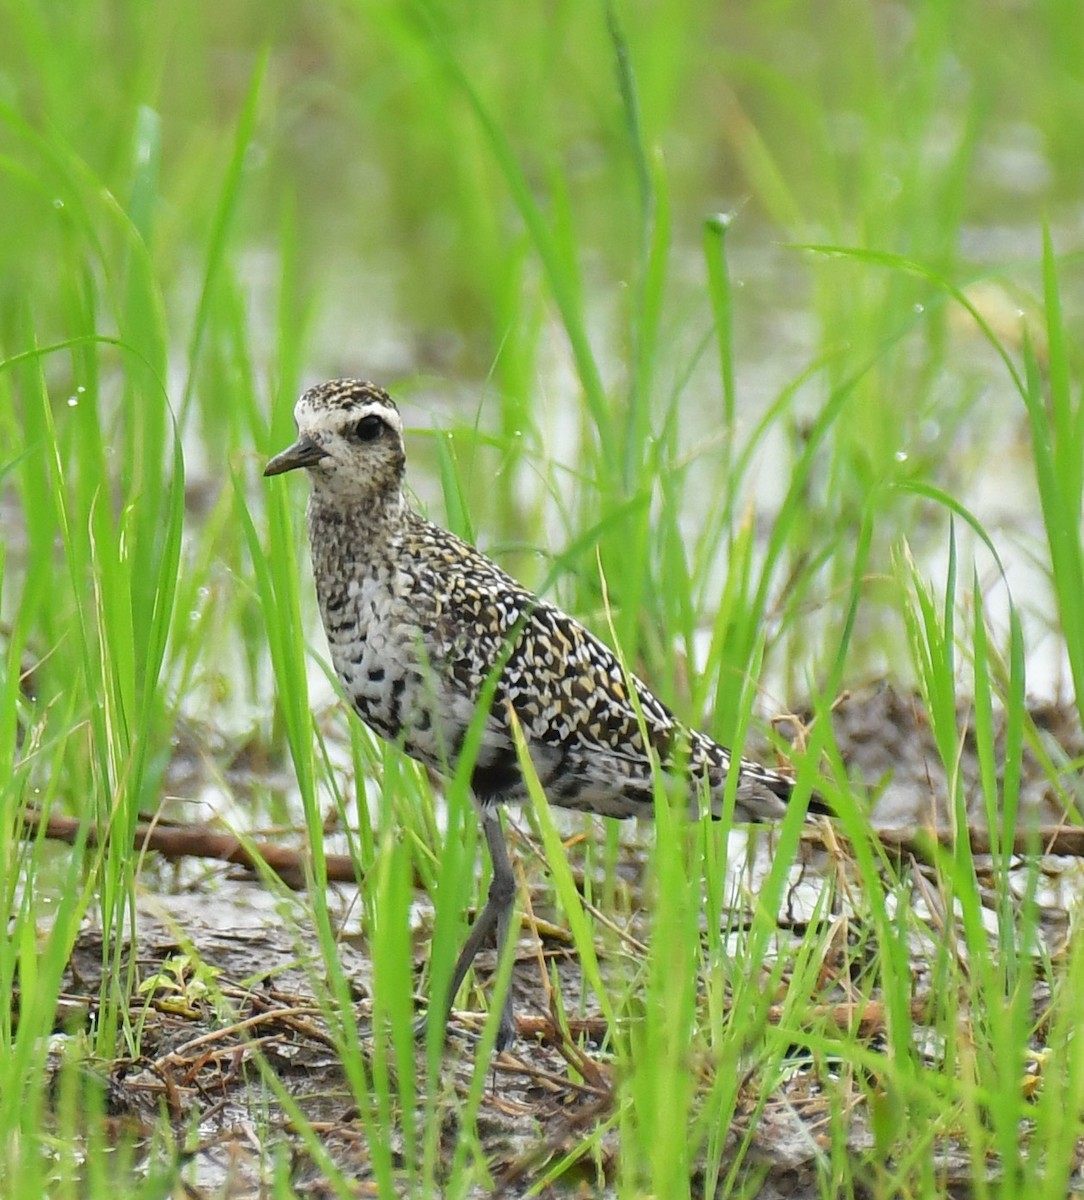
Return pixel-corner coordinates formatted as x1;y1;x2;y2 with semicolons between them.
419;806;518;1050
482;807;517;1049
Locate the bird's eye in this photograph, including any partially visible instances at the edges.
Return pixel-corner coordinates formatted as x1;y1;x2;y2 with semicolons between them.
353;414;385;442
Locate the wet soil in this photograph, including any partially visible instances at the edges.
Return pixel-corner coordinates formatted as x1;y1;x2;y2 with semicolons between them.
35;683;1084;1197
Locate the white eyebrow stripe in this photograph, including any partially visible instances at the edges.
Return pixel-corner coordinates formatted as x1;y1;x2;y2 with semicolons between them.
294;398;403;435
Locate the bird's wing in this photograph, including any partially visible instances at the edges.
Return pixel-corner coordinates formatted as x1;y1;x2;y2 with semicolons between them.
484;592;679;765
410;535;670;755
418;554;804;817
409;528;715;773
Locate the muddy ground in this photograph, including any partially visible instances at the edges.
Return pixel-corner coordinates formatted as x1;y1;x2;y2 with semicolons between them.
36;683;1084;1197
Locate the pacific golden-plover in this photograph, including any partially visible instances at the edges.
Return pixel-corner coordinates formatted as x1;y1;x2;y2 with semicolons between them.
265;379;819;1050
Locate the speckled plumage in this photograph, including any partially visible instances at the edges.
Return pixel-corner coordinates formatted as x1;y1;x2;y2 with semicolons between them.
266;378;815;1050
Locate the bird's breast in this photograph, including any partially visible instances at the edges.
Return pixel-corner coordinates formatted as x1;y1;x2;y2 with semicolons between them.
314;557;472;771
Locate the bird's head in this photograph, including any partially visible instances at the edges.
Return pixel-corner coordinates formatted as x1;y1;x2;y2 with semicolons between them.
264;379;406;502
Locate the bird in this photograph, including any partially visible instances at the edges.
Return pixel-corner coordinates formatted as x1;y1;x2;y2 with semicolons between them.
265;378;819;1052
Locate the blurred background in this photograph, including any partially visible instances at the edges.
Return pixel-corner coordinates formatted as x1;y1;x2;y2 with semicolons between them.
2;0;1083;843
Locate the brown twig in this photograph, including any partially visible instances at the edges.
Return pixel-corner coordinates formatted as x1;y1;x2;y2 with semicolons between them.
20;806;1084;897
764;994;934;1037
19;807;360;889
872;822;1084;860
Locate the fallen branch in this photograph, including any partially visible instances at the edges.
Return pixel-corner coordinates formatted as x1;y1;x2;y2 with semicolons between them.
19;807;1084;895
872;822;1084;859
19;808;359;889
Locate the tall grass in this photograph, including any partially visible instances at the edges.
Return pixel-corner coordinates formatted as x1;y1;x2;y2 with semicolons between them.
1;0;1083;1194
